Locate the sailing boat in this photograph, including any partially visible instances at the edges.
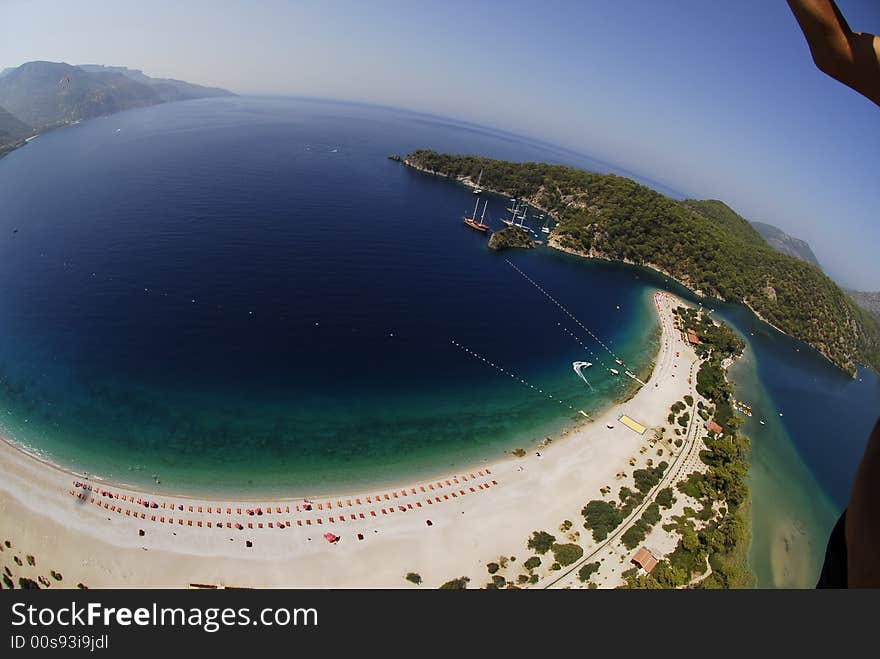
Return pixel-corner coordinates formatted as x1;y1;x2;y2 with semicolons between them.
503;200;530;231
519;207;530;231
504;199;521;223
463;198;490;233
473;169;483;195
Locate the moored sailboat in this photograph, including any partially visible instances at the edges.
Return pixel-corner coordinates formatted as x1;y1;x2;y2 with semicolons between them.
464;197;490;233
473;169;483;195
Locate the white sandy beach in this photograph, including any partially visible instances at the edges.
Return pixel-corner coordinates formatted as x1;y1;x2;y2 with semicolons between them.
0;291;705;589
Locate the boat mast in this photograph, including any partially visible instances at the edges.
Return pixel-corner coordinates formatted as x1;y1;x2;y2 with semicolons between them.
480;200;488;225
469;196;479;220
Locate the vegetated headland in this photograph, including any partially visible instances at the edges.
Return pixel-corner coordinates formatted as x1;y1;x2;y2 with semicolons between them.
401;150;880;377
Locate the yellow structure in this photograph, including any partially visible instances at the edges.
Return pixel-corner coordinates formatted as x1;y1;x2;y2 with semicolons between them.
618;415;647;435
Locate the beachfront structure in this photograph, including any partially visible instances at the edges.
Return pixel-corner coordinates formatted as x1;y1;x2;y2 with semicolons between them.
618;415;647;435
707;420;724;437
631;547;659;574
686;328;701;345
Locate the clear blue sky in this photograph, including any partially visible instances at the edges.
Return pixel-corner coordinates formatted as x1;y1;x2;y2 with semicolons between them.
2;0;879;288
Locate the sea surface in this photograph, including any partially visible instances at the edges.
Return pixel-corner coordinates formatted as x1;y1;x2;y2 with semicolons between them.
0;96;876;587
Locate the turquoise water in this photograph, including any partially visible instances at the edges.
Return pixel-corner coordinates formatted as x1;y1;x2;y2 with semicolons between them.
0;97;660;495
0;97;877;587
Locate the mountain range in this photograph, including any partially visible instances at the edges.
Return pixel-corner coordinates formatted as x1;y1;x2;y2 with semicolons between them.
750;221;822;269
0;61;233;154
748;221;880;323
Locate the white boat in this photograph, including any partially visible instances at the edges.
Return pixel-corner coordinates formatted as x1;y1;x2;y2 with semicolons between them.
473;169;483;194
503;200;530;231
609;368;620;375
615;358;623;365
759;420;766;425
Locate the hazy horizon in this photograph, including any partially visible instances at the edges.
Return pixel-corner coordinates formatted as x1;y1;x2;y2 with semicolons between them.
1;0;878;288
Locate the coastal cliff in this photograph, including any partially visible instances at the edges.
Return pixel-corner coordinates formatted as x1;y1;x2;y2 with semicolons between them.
400;150;880;377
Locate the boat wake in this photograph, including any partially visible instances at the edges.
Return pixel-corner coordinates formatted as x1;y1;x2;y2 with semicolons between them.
572;361;594;390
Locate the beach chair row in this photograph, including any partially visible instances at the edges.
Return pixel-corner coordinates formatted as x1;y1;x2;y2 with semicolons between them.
69;468;494;518
67;477;500;530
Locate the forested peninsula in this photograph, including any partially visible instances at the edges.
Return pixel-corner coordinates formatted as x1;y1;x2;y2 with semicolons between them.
403;150;880;376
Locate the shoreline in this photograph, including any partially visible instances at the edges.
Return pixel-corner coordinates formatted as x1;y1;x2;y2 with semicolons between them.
0;370;638;502
0;290;653;501
402;157;860;378
0;291;703;588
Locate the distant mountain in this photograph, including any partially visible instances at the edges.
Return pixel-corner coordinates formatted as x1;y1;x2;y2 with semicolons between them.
77;65;234;102
847;290;880;323
0;61;235;153
750;221;822;269
0;61;162;130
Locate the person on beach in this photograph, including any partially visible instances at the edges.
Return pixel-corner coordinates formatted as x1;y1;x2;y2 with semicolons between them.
786;0;880;588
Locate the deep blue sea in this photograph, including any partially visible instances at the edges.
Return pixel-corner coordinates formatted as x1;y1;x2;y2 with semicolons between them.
0;96;877;586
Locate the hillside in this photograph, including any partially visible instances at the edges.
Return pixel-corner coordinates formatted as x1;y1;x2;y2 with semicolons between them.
0;61;162;130
403;150;880;375
0;61;235;154
847;290;880;323
750;221;822;268
77;65;235;102
681;200;767;248
0;105;31;143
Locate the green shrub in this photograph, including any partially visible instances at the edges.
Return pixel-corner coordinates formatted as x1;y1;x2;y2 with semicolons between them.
439;576;470;590
527;530;556;554
582;500;624;541
656;487;675;509
578;562;600;582
523;556;541;570
405;572;422;585
551;543;584;567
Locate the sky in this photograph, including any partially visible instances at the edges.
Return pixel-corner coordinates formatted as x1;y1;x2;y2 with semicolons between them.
2;0;879;288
